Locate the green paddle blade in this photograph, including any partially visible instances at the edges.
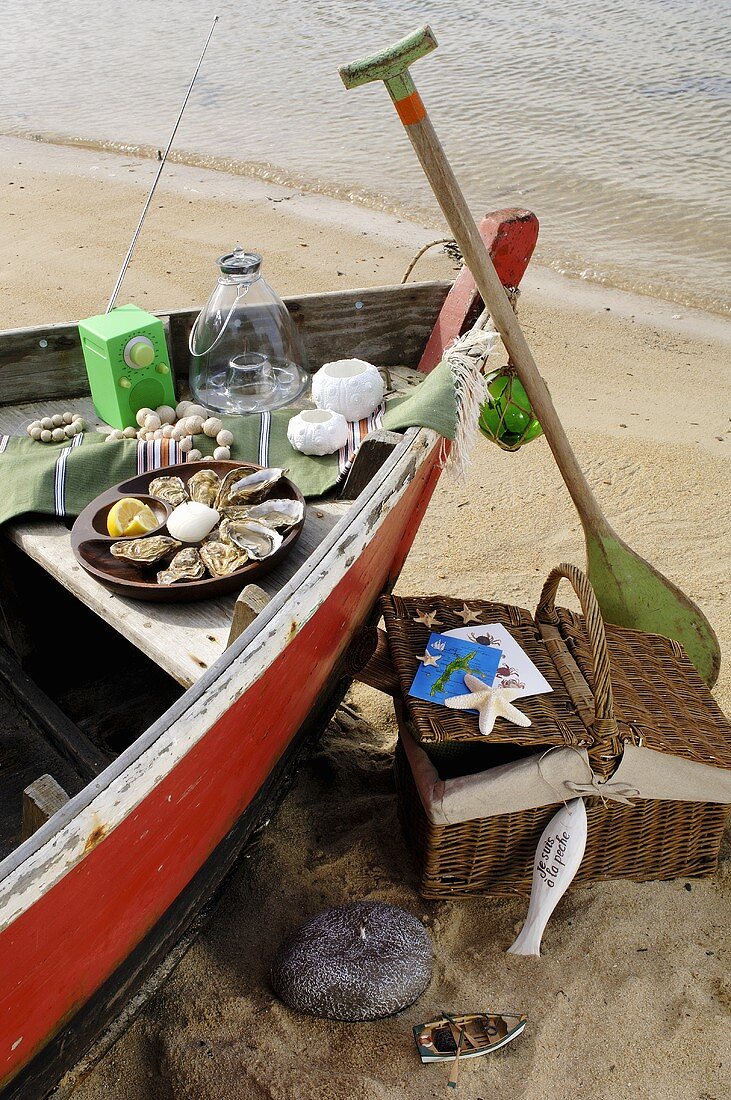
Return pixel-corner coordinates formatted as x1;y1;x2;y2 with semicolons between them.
586;529;721;687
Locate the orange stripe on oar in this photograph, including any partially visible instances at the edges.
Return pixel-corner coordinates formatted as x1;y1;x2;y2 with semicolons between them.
395;90;426;125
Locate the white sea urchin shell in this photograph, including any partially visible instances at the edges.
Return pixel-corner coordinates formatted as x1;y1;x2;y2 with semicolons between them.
311;359;384;422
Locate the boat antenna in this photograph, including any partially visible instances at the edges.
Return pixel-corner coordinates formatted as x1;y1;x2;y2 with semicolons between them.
106;14;219;313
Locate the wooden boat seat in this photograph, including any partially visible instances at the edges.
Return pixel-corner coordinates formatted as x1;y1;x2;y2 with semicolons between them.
0;365;423;689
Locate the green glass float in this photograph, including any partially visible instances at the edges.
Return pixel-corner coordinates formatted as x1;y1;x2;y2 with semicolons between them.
479;367;543;451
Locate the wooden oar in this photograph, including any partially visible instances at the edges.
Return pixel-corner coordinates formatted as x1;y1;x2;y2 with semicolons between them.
340;27;721;686
443;1012;467;1088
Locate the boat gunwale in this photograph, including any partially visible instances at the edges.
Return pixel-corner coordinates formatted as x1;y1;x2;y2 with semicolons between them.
0;279;452;343
0;424;437;915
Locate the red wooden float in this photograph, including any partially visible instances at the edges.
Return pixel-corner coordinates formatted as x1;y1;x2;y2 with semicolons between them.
0;210;537;1098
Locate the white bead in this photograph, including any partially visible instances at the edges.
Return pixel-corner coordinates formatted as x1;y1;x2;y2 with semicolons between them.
136;407;153;428
212;446;231;460
184;404;208;420
30;427;43;440
187;449;203;462
123;426;138;438
153;429;164;440
216;429;234;448
40;429;53;443
156;405;176;425
178;436;193;453
203;417;223;438
41;417;54;430
175;400;192;419
171;424;185;442
162;424;173;438
51;413;64;427
27;420;42;433
73;418;86;432
185;415;205;436
51;427;66;441
143;413;161;432
62;412;73;425
63;424;76;439
72;413;84;423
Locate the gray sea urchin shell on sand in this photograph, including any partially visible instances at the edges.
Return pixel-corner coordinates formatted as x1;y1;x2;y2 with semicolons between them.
271;900;433;1022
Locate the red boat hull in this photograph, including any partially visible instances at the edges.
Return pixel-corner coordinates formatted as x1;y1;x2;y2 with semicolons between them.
0;445;441;1097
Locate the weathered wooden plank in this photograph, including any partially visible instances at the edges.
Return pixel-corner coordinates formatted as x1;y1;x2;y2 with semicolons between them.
0;644;110;781
21;776;70;842
340;429;403;499
227;584;271;648
5;499;351;688
0;282;450;407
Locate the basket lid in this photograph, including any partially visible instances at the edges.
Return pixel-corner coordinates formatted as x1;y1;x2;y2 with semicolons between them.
381;594;590;752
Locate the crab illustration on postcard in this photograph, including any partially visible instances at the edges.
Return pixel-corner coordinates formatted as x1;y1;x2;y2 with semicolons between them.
408;622;552;709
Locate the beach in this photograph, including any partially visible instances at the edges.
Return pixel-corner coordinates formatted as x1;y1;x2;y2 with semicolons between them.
2;135;730;1098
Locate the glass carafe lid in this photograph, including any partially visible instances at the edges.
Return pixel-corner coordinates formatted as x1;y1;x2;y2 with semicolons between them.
189;249;309;415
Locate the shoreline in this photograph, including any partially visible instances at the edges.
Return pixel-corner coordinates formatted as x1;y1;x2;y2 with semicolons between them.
2;132;730;333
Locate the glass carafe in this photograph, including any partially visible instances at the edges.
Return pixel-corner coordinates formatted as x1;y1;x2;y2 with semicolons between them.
189;249;308;414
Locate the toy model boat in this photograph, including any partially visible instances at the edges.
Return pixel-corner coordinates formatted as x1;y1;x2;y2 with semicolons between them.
0;209;538;1099
414;1011;528;1062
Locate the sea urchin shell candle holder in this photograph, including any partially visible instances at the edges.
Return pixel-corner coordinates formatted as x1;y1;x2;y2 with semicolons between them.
287;408;349;456
311;359;384;422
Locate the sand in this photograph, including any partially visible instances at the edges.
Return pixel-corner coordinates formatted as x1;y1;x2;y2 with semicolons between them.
1;135;729;1099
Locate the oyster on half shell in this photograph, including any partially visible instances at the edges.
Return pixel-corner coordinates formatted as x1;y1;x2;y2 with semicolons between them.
200;540;248;577
157;547;206;585
148;476;188;508
216;466;286;509
110;535;181;566
220;518;283;560
187;468;221;508
233;498;304;530
214;465;261;511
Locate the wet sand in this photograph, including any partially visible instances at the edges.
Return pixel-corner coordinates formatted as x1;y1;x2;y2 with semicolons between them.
2;135;729;1100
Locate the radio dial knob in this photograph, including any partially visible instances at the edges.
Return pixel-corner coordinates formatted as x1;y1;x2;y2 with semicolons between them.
124;336;155;369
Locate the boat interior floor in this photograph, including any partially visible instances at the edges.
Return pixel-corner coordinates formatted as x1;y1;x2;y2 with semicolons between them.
0;368;423;861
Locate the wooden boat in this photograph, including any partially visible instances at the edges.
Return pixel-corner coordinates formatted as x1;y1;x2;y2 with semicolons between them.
414;1011;528;1063
0;208;538;1099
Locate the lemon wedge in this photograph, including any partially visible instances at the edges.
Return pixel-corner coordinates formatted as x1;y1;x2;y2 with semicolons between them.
107;498;159;538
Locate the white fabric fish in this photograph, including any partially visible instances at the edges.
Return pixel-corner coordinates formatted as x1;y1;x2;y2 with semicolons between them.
508;798;588;957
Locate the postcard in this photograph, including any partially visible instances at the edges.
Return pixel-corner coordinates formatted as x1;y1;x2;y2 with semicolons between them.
408;632;502;707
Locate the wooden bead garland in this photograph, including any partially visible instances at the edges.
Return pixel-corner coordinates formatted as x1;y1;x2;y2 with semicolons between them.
26;412;85;443
105;404;237;460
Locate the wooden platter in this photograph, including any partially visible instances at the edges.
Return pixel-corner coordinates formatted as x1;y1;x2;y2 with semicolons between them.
71;460;305;603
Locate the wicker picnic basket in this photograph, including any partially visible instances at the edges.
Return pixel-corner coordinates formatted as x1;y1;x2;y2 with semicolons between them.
381;563;731;899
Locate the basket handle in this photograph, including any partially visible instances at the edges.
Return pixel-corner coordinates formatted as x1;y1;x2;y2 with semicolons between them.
536;562;619;754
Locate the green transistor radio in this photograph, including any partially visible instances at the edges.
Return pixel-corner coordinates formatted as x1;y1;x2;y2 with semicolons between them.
79;305;175;429
77;16;218;430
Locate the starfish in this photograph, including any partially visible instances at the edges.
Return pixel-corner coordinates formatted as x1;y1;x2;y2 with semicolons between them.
412;610;442;629
417;650;440;667
444;673;531;736
454;603;483;625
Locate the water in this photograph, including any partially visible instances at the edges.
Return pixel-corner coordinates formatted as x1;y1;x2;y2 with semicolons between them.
2;0;729;314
